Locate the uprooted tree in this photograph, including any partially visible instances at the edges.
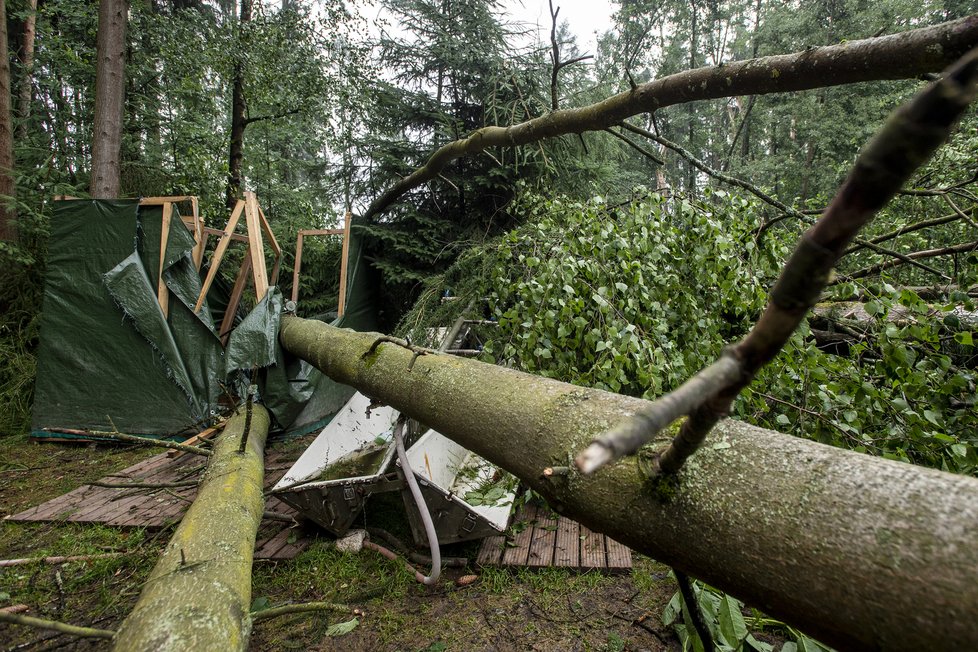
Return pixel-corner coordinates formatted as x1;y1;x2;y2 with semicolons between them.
47;17;978;652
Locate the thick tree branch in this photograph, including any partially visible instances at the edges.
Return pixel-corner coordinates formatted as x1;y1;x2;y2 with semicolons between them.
576;48;978;475
364;16;978;221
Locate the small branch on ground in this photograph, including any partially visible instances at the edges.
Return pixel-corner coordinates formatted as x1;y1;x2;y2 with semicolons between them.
43;429;211;457
0;553;127;568
250;602;356;624
0;611;115;639
674;570;715;651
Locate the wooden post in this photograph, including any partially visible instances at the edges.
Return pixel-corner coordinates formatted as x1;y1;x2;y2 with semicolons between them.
291;231;305;304
157;202;172;318
243;192;269;302
221;252;252;344
256;205;281;286
338;212;351;317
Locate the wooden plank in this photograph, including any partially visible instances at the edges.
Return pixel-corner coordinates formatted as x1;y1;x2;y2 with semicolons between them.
605;536;633;574
291;231;305;303
66;455;194;523
256;205;281;286
244;192;269;301
139;196;197;205
338;212;351;317
167;423;225;459
201;226;249;243
527;505;557;567
298;228;343;236
195;199;245;313
220;252;252;343
580;525;606;570
157;202;172;318
553;515;580;568
273;535;311;560
476;535;506;566
254;527;293;559
501;503;537;567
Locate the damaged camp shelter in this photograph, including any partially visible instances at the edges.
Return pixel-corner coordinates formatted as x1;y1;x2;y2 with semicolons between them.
30;194;376;441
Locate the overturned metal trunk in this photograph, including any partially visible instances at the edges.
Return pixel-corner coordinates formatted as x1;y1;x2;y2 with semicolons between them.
280;315;978;651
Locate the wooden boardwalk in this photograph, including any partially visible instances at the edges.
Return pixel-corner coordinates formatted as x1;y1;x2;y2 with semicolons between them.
476;503;632;573
5;449;312;560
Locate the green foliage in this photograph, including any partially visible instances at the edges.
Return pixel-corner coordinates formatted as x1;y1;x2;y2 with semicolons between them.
662;577;833;652
480;188;778;397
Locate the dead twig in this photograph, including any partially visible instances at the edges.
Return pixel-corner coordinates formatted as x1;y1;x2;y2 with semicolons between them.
42;429;211;457
0;611;115;639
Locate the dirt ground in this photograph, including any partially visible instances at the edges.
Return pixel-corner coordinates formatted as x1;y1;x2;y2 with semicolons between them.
0;435;696;652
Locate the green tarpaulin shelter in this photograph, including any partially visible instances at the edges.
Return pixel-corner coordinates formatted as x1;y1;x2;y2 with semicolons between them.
31;199;376;440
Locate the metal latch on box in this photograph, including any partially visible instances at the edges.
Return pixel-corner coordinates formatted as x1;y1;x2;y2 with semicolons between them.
460;513;477;534
342;486;358;505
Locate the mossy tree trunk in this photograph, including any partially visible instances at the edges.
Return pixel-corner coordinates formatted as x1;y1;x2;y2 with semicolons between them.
280;315;978;652
112;404;270;652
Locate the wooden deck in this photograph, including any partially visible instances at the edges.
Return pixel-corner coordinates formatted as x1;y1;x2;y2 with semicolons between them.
476;503;632;573
4;449;312;560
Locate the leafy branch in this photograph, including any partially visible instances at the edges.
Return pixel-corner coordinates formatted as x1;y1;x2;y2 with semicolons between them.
575;48;978;475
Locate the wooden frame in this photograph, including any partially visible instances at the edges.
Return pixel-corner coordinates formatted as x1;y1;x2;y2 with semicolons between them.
290;212;352;316
138;196;203;318
193;192;282;344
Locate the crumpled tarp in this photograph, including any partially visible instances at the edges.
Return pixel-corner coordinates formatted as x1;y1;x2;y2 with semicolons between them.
32;200;379;440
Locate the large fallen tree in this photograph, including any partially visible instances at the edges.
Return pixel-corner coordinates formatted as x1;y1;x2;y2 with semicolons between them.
112;404;270;652
279;315;978;651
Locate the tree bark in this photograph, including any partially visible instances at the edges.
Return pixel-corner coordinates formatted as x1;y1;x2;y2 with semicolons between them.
90;0;129;199
364;16;978;220
0;0;16;242
16;0;37;143
279;315;978;651
112;404;270;652
226;0;252;209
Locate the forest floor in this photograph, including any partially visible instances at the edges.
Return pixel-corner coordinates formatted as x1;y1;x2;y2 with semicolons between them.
0;435;784;651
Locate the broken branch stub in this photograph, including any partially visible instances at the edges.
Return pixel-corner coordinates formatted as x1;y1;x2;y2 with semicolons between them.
576;47;978;475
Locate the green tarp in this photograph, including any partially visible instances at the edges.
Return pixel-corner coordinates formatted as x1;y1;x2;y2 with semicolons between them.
31;199;376;439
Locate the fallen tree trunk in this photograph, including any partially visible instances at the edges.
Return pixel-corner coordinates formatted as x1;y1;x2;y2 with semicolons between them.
280;315;978;652
113;404;270;652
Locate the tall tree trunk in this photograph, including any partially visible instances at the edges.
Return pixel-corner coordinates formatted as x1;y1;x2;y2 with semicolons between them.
226;0;252;209
0;0;16;243
15;0;37;143
90;0;129;199
279;315;978;652
113;404;270;651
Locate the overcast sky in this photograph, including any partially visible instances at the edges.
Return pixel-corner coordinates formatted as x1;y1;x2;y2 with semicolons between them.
500;0;615;53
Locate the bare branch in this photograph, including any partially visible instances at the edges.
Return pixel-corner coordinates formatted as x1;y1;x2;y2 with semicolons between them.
841;240;978;281
41;428;211;456
364;17;978;221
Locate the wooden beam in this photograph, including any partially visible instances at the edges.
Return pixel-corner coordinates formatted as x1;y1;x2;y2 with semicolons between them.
256;205;281;286
338;212;352;317
221;252;252;344
195;200;245;313
157;202;172;318
139;195;197;205
244;192;269;302
298;228;343;236
291;231;305;304
202;226;249;243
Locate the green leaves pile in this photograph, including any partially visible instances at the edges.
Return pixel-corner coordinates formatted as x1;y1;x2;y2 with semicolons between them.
467;188;976;475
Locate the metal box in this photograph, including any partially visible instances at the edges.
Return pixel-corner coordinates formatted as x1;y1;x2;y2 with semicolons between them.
271;392;403;536
398;429;516;545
